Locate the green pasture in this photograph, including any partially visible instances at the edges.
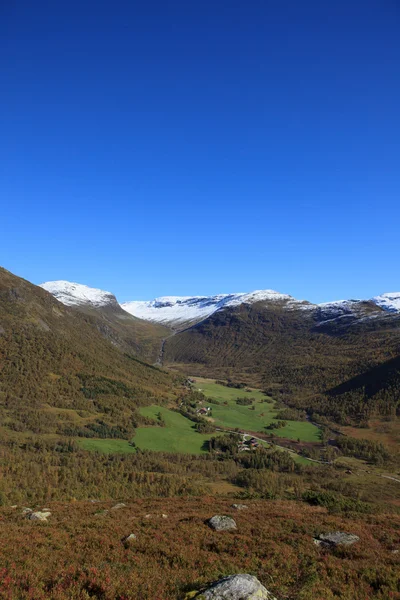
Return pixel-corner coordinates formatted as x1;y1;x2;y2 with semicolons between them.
134;405;216;454
194;378;320;442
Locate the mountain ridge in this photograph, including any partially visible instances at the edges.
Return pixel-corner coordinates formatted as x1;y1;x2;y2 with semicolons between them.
41;280;400;329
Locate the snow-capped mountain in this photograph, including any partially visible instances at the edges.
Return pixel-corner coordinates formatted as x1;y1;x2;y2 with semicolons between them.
40;281;118;308
40;279;400;330
371;292;400;313
122;290;308;327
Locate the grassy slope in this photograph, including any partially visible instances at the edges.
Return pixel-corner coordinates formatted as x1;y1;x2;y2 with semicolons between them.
194;378;320;442
0;497;399;600
78;407;216;455
135;406;216;454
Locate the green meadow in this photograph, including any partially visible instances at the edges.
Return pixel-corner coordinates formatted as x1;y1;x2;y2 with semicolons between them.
78;379;320;455
194;378;320;442
134;405;216;454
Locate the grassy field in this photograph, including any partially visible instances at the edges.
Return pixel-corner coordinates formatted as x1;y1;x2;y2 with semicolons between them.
78;379;320;455
134;406;217;454
194;378;321;442
78;408;216;455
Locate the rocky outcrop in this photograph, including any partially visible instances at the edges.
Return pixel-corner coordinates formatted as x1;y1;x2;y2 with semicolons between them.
207;515;237;531
28;511;51;522
190;574;277;599
314;531;360;547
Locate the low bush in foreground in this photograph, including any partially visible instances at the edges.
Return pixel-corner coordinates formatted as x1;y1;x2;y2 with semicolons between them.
0;497;398;600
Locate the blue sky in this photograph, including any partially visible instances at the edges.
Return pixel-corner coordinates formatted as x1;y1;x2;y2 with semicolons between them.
1;1;399;303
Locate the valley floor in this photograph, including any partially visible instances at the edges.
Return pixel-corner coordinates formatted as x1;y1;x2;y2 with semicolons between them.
0;497;399;600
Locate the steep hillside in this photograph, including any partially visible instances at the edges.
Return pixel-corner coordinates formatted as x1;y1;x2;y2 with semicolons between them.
40;280;170;362
327;355;400;412
0;267;180;439
163;300;400;423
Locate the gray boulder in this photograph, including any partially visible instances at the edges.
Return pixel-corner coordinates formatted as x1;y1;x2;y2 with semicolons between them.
314;532;360;548
28;511;51;522
194;574;276;599
208;515;237;531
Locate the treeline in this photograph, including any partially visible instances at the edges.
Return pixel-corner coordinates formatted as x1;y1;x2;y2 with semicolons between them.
0;435;395;513
209;434;298;472
335;437;391;465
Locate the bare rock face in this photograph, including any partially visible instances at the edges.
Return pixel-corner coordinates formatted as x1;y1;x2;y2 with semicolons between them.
192;574;277;599
314;532;360;548
207;515;237;531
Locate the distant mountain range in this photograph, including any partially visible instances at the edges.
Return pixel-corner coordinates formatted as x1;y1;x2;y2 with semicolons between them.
40;280;400;328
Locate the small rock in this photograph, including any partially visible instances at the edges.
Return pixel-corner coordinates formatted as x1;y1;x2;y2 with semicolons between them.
10;505;18;509
122;533;137;546
28;511;51;522
21;507;32;514
315;532;360;548
391;549;399;554
231;504;248;510
111;503;126;510
41;508;51;512
207;515;237;531
144;514;152;519
190;573;277;599
162;513;168;519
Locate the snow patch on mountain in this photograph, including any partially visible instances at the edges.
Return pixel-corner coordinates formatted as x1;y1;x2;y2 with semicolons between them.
372;292;400;313
40;281;117;308
314;299;363;319
122;290;300;327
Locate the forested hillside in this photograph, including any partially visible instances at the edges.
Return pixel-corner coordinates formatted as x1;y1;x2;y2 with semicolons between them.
164;301;400;423
0;267;181;439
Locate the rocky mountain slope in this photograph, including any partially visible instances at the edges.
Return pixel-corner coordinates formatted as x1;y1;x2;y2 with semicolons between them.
40;280;170;362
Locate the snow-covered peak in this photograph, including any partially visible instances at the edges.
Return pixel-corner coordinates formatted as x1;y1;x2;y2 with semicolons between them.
40;280;118;308
371;292;400;313
122;290;300;327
